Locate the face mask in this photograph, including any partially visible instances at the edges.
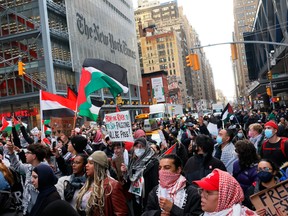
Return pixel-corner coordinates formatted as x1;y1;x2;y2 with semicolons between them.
257;171;274;183
216;136;223;144
159;169;180;188
265;129;274;139
237;133;244;138
134;148;145;157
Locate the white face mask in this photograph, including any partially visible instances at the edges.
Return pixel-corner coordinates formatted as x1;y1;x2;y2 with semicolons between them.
134;148;145;157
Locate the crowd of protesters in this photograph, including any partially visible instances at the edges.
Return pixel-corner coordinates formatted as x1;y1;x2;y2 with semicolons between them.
0;106;288;216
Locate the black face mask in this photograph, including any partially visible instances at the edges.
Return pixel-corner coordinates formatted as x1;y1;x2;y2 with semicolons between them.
257;171;274;183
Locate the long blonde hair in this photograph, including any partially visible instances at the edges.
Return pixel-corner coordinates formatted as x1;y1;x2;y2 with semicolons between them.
76;162;112;216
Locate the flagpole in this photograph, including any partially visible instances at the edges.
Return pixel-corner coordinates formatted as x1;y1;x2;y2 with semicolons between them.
40;90;45;140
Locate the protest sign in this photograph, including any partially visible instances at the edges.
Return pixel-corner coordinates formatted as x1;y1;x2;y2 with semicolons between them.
50;117;74;136
104;111;133;142
207;123;218;136
250;179;288;216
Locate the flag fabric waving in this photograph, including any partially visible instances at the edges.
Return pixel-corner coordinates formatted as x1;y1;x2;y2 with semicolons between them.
77;59;129;121
0;117;26;132
40;90;77;119
0;117;9;131
221;103;233;123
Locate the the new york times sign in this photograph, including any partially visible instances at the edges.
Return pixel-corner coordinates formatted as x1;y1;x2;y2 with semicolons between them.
76;12;136;59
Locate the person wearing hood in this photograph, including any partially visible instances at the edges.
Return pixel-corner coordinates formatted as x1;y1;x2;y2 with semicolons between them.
121;137;159;215
184;135;226;183
193;169;257;216
30;164;60;216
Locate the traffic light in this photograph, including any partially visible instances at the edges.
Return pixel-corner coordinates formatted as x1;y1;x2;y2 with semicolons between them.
231;44;238;60
18;61;26;76
186;54;193;67
271;97;280;103
266;86;271;96
116;95;123;105
267;71;272;80
191;54;200;71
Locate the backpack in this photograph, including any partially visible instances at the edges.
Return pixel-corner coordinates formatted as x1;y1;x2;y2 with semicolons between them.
262;137;288;157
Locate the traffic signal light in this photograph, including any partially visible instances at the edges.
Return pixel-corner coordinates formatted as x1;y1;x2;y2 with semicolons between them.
267;71;272;80
272;97;281;102
191;54;200;71
266;86;271;96
116;95;123;105
231;44;238;60
18;61;26;76
186;54;193;67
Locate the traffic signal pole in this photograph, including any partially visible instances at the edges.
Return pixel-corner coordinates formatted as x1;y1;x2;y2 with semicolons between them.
190;40;288;110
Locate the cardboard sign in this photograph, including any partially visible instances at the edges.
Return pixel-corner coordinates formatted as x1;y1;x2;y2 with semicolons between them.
50;117;74;137
250;179;288;216
104;111;133;142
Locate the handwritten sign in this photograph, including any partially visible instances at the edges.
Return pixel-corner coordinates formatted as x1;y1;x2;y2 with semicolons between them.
50;117;74;137
250;179;288;216
104;111;133;142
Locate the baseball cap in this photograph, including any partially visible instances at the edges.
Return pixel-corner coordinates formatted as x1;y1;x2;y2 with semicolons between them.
193;169;220;191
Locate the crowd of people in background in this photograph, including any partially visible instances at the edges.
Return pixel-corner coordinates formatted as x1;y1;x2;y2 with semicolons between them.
0;106;288;216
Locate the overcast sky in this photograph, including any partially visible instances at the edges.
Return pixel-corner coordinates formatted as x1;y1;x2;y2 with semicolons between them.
133;0;236;101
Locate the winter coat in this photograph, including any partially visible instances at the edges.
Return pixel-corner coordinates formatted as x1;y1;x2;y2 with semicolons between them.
232;160;258;193
184;154;226;183
78;177;128;216
8;153;39;215
142;183;203;216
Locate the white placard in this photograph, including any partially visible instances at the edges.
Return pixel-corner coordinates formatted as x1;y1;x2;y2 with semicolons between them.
104;111;133;142
207;123;219;136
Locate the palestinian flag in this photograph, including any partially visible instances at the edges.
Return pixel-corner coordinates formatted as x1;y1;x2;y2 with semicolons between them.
40;90;77;119
0;117;26;132
77;59;129;121
221;103;233;123
163;143;177;155
43;119;51;135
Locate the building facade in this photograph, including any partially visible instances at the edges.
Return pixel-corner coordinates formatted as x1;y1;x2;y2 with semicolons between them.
233;0;259;100
140;70;168;105
0;0;142;125
243;0;288;109
134;0;216;110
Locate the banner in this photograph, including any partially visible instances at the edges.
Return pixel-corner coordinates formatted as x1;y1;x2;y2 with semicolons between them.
152;77;165;102
50;117;74;137
250;179;288;216
104;111;133;142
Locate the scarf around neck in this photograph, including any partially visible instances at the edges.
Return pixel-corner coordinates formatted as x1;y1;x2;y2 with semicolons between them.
128;147;155;182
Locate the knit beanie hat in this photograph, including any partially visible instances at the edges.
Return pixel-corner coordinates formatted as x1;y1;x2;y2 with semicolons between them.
71;135;87;153
134;129;146;139
264;120;278;130
134;137;147;147
88;151;108;169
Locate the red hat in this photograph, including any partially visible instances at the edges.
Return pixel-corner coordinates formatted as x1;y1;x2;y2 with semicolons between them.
264;121;278;130
193;169;220;191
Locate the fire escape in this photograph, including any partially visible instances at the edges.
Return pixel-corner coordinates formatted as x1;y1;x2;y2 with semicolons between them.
0;0;70;98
